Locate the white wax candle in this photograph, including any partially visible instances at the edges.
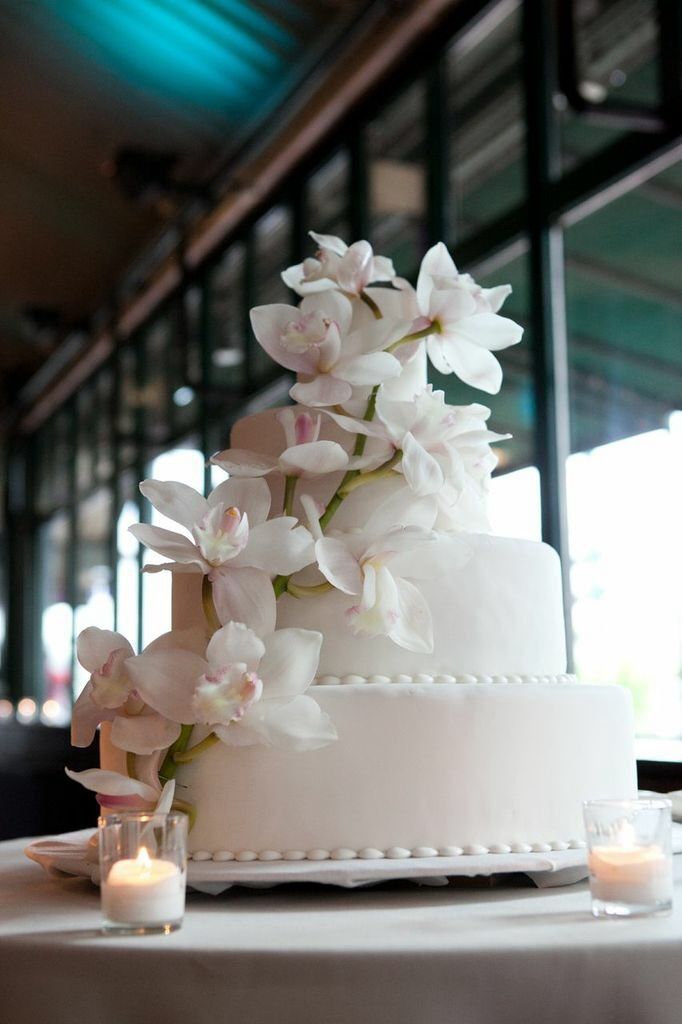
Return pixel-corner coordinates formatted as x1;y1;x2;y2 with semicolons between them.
588;844;671;905
102;847;185;925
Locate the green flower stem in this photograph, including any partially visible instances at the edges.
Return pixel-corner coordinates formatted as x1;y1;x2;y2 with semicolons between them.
385;322;437;353
287;580;334;599
273;574;288;598
338;450;402;496
159;723;194;782
126;751;137;780
360;290;382;319
284;474;297;516
171;798;197;831
202;575;221;634
173;732;220;764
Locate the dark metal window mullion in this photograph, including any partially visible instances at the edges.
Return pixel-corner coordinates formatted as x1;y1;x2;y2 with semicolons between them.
426;55;449;247
65;403;78;705
522;0;573;669
242;231;255;393
349;131;369;240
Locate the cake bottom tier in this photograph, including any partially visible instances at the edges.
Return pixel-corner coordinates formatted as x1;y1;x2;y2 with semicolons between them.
176;682;637;860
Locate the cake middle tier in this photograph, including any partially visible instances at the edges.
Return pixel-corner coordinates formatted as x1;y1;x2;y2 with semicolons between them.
173;532;568;678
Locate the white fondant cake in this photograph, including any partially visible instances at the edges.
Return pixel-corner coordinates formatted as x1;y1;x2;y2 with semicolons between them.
76;231;637;865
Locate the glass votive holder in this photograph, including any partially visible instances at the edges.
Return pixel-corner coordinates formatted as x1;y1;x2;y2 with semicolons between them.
583;798;673;918
98;811;188;935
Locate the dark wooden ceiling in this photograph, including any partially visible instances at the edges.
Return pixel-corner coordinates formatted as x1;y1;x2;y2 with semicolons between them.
0;0;374;402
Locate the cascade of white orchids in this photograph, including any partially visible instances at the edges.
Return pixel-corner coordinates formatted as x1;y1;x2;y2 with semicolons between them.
67;233;521;825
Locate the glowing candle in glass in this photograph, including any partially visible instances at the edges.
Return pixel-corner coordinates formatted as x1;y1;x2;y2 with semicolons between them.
583;798;672;918
99;811;188;934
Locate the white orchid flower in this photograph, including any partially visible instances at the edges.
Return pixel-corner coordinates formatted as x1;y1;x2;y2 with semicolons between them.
126;621;336;752
72;626;207;756
211;407;349;480
250;290;404;407
282;231;396;297
415;243;523;394
129;477;314;633
324;386;509;529
314;492;470;652
64;766;175;815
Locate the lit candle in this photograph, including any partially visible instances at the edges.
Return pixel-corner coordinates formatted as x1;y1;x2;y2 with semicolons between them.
102;846;185;926
588;821;671;906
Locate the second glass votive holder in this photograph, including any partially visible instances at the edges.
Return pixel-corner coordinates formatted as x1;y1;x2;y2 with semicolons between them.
583;798;673;919
98;811;188;935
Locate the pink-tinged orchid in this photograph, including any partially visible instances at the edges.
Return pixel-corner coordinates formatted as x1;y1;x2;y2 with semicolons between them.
126;621;336;752
211;407;349;480
323;386;509;530
282;231;396;297
250;290;404;407
414;243;523;394
313;492;470;652
72;626;208;756
129;477;314;633
64;767;176;815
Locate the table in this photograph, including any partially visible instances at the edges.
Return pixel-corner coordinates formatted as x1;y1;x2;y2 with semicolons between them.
2;834;682;1024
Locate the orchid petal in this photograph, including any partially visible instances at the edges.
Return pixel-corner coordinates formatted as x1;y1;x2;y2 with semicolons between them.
281;262;333;295
111;711;181;756
155;779;176;815
401;431;444;496
210;449;278;477
138;480;207;532
77;628;135;674
433;335;503;394
309;231;347;256
250;304;318;374
236;518;313;575
364;490;437;537
259;628;322;699
335;351;402;386
129;524;207;568
64;767;159;802
315;537;363;594
207;477;271;526
416;242;457;310
456;311;524;352
71;681;115;747
210;567;277;636
206;621;265;672
279;440;348;477
290;375;353;408
126;649;206;723
481;284;512;313
252;695;337;751
388;578;434;653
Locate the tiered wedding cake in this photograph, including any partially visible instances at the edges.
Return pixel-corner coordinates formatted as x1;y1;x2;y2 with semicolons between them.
68;233;637;861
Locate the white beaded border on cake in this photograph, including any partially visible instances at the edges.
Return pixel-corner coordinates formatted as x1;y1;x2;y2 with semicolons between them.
189;838;587;862
313;673;576;686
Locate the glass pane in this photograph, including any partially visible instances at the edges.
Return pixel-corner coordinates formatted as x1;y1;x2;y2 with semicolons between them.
117;343;139;472
252;206;292;380
307;149;350;241
143;315;173;445
116;471;141;646
207;243;247;389
565;163;682;737
561;0;660;171
73;489;114;698
95;366;115;483
447;1;525;242
76;384;96;494
38;512;73;719
368;82;427;276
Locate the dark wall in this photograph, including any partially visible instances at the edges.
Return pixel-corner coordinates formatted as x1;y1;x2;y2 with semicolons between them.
0;722;98;840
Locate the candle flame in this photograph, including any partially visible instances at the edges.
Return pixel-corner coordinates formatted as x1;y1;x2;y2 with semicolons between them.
136;846;153;876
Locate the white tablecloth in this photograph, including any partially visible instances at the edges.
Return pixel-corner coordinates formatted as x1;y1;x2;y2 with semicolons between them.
3;833;682;1024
